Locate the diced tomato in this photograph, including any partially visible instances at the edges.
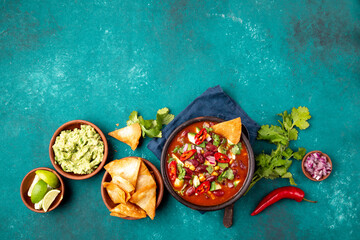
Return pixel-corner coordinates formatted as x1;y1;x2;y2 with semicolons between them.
215;152;230;163
194;128;207;145
168;161;177;181
195;181;211;195
180;149;196;161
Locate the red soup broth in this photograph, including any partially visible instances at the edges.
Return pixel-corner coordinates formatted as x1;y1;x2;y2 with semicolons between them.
166;121;248;206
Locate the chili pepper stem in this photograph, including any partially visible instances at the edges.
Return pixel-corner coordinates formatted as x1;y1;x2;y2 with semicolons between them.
303;198;317;203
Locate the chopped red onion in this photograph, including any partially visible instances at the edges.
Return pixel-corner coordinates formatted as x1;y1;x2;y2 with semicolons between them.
206;156;216;165
206;136;212;142
304;152;331;180
228;182;234;188
183;143;188;152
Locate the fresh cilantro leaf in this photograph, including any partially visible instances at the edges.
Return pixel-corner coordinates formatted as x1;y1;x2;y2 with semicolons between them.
205;127;213;132
177;164;186;180
257;125;289;146
293;147;306;160
126;107;174;138
218;169;234;182
291;106;311;130
206;165;213;174
246;107;311;195
173;146;180;153
230;143;242;155
212;134;220;146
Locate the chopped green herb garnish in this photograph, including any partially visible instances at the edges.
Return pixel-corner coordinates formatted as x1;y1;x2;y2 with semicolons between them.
173;146;181;153
167;157;175;163
205;127;213;132
230;143;242;155
213;134;220;147
196;142;206;148
218;168;234;182
127;107;174;138
246;107;311;195
206;165;213;174
217;163;229;169
177;164;186;180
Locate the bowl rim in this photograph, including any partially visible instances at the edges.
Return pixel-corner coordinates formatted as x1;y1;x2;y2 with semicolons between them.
302;150;332;182
160;116;255;211
49;120;108;180
101;157;164;220
20;167;65;213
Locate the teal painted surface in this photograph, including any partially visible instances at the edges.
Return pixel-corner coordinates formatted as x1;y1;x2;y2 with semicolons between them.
1;0;359;239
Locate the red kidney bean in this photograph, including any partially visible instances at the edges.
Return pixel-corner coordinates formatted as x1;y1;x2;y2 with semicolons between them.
198;154;205;163
239;160;247;169
195;165;207;172
185;186;195;196
204;151;214;157
206;143;218;152
232;169;238;177
206;175;216;182
187;158;199;167
185;168;193;176
184;175;191;180
212;190;225;196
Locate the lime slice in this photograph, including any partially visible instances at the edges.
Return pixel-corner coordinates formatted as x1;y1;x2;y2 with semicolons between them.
28;175;40;197
35;170;59;188
31;180;48;203
42;189;61;212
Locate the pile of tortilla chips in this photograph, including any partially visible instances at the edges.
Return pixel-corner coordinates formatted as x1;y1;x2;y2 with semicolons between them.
103;157;157;219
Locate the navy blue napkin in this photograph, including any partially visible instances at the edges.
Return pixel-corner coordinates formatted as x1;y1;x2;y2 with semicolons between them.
147;85;260;159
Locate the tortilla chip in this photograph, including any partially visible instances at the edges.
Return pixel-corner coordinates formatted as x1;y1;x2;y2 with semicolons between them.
111;175;135;194
110;212;128;218
130;162;156;220
108;123;141;150
105;157;141;188
103;182;127;204
110;202;146;219
212;117;242;144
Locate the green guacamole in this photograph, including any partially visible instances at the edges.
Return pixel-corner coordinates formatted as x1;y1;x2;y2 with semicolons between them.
53;125;104;174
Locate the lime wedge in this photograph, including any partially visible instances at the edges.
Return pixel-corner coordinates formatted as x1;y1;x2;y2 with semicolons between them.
42;189;61;212
28;175;40;197
35;170;59;188
31;180;48;203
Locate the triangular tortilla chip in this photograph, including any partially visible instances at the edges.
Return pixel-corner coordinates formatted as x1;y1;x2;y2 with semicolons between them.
105;157;141;188
110;202;146;219
110;212;128;218
130;162;156;220
103;182;127;204
111;175;135;194
108;123;141;150
212;117;242;144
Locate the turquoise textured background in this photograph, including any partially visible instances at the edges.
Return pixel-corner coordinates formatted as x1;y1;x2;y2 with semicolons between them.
1;0;359;239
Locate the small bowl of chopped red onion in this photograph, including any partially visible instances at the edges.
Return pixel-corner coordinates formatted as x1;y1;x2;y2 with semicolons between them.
302;151;332;181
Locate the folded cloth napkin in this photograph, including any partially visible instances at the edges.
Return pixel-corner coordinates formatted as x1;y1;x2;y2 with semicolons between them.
147;85;260;160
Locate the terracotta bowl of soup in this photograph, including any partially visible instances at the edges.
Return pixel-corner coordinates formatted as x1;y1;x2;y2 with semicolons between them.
160;116;255;211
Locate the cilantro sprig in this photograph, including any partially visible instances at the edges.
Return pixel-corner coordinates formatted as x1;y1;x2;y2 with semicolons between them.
246;107;311;194
127;107;174;138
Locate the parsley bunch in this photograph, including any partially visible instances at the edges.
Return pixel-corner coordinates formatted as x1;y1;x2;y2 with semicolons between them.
246;107;311;194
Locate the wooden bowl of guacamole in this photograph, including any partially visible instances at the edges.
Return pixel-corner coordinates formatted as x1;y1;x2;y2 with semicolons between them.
49;120;108;180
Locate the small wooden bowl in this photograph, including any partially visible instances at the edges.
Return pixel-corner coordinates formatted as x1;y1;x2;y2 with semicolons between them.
49;120;108;180
101;158;164;220
302;150;332;181
20;167;65;213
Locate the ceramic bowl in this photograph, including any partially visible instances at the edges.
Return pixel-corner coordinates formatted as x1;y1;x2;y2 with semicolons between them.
302;150;332;181
160;116;255;212
101;158;164;220
49;120;108;180
20;167;65;213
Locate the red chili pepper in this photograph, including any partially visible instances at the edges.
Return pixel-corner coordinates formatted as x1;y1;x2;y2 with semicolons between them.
194;128;207;145
195;181;210;195
214;152;230;163
251;186;317;216
168;161;177;181
180;149;196;161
